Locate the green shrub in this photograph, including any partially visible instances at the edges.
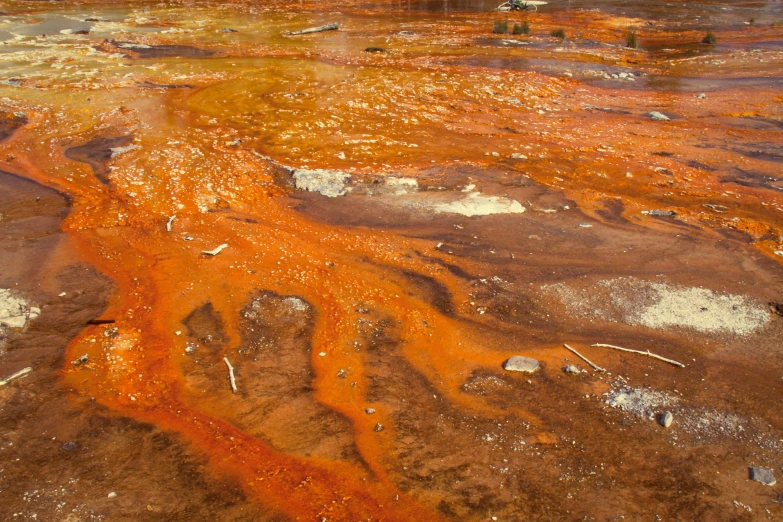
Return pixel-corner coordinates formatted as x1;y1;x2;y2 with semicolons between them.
493;20;508;34
550;28;566;39
702;31;716;44
626;30;637;48
513;21;531;35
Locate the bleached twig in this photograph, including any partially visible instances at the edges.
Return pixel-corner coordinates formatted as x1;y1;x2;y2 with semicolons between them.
563;344;605;372
223;357;237;393
287;23;338;36
202;244;228;256
166;215;175;232
591;343;685;368
0;367;32;387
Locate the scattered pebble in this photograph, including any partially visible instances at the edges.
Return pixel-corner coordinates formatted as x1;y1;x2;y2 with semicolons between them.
374;423;384;432
648;111;670;121
659;411;673;428
749;467;776;486
365;407;376;414
108;492;117;499
578;222;592;228
562;365;584;374
503;356;540;373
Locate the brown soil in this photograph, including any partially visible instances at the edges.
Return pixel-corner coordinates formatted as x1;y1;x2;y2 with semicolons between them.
0;0;782;520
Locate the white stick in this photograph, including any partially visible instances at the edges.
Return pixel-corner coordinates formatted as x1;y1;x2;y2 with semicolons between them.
591;343;686;368
202;244;228;256
166;215;175;232
287;23;338;36
223;357;237;393
0;367;32;387
563;344;605;372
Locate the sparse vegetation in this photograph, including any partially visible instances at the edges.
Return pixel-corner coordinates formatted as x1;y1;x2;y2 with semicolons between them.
626;30;637;49
513;21;531;35
702;31;716;44
550;28;566;39
493;20;508;34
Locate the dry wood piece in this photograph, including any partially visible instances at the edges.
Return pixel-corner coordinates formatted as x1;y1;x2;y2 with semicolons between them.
287;22;338;36
0;367;32;387
591;343;686;368
166;215;176;231
223;357;237;393
202;243;228;256
563;344;605;372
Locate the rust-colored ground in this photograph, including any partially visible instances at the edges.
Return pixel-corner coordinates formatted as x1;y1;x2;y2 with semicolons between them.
1;1;782;520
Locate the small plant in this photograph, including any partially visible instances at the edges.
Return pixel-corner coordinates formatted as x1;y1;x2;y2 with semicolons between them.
550;28;566;39
749;17;755;24
513;21;531;35
702;31;716;44
626;30;637;49
493;20;508;34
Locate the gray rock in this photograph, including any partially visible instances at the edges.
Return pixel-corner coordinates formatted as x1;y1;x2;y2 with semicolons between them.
503;355;540;373
220;28;238;33
649;111;670;121
365;407;376;414
697;93;706;99
642;209;677;217
374;423;384;432
749;467;776;486
659;411;673;428
562;365;583;374
72;354;88;366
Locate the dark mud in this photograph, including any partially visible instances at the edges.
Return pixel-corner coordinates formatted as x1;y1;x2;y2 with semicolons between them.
0;111;27;142
64;136;134;185
181;291;364;464
105;41;217;59
0;171;276;521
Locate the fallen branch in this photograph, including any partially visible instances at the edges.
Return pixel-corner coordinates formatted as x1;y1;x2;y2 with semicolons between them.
591;343;686;368
287;22;338;36
0;367;32;387
203;243;228;256
223;357;237;393
563;344;605;372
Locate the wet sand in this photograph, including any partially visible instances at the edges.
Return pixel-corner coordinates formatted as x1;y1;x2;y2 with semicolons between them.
0;0;782;520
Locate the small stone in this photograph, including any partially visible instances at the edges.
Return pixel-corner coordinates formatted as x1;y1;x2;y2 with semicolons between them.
642;209;677;217
503;355;540;373
72;354;88;366
374;423;384;432
108;492;118;499
336;369;346;379
648;111;670;121
510;153;528;159
697;93;706;99
365;407;376;414
62;441;77;451
774;251;783;257
659;411;673;428
578;222;592;228
220;28;238;33
749;467;776;486
59;292;67;297
562;365;583;374
365;47;385;53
